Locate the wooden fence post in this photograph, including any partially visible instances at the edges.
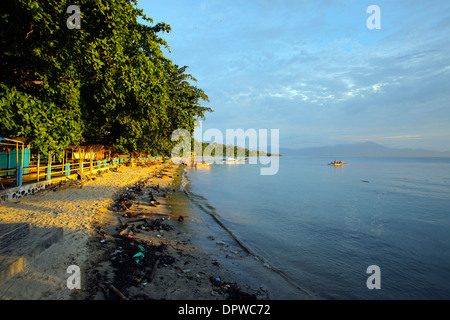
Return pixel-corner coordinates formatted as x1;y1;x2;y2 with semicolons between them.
47;152;52;181
37;153;40;182
65;162;71;176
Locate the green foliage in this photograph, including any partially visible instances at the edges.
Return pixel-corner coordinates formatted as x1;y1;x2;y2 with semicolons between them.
191;139;279;158
0;0;211;156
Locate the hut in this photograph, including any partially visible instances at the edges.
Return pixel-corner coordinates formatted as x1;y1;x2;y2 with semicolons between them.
66;143;115;162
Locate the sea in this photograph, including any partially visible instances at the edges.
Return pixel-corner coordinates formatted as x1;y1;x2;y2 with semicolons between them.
169;156;450;300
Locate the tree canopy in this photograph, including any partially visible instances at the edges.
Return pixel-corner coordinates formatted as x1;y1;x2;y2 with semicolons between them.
0;0;212;157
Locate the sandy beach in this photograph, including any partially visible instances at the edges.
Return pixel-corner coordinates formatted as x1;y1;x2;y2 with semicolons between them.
0;161;269;300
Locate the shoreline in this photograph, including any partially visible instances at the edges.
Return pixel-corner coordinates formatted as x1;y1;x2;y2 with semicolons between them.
176;167;313;300
73;162;266;300
0;161;270;300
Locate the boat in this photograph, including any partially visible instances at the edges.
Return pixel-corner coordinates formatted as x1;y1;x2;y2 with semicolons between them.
195;162;211;169
329;160;348;166
223;157;249;163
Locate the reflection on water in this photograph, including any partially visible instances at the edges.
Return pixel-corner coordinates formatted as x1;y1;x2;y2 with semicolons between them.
181;156;450;299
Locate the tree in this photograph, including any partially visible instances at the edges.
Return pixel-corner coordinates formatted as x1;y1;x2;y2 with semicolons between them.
0;0;84;156
0;0;212;157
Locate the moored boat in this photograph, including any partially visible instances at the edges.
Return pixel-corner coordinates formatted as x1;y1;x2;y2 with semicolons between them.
195;162;211;168
329;160;348;166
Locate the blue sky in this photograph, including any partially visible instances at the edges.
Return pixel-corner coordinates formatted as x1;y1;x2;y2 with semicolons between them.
139;0;450;151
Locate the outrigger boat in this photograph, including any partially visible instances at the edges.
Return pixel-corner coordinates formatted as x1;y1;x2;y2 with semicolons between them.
223;157;248;163
329;160;348;167
195;162;211;168
182;160;211;168
182;152;211;168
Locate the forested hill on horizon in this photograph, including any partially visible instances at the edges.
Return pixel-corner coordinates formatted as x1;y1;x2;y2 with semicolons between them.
280;141;450;157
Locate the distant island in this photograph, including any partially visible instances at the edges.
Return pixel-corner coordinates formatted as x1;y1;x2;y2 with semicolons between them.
280;141;450;157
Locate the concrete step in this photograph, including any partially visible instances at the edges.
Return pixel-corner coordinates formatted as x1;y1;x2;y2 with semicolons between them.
0;223;30;249
0;226;63;284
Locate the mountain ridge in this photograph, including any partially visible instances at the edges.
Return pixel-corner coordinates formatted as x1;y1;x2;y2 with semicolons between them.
280;141;450;157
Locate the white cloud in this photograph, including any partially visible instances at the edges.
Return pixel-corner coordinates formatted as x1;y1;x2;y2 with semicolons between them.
144;0;450;150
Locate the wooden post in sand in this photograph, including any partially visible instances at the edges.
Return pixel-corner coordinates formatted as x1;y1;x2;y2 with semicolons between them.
90;156;93;176
80;147;84;175
37;152;40;182
62;151;65;176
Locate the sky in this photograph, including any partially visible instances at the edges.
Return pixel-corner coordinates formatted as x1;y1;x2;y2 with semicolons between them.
138;0;450;151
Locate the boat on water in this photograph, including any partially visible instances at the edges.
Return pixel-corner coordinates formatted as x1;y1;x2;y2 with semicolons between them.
195;162;211;168
182;160;211;168
223;157;248;163
329;160;348;166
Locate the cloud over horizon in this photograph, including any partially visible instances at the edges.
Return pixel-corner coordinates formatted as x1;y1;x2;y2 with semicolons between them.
143;0;450;151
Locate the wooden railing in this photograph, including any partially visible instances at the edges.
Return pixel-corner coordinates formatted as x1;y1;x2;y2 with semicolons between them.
0;156;161;189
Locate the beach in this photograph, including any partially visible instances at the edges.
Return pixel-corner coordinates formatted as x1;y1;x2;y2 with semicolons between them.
0;161;267;300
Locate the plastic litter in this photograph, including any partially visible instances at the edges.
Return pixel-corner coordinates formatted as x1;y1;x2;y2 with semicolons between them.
132;252;145;265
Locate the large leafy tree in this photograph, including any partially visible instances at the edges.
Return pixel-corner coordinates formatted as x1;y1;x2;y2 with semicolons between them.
0;1;84;156
0;0;211;157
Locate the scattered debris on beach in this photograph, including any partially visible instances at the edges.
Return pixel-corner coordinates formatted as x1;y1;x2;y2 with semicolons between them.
78;163;262;300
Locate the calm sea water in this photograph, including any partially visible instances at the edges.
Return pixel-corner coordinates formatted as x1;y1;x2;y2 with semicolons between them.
178;156;450;299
